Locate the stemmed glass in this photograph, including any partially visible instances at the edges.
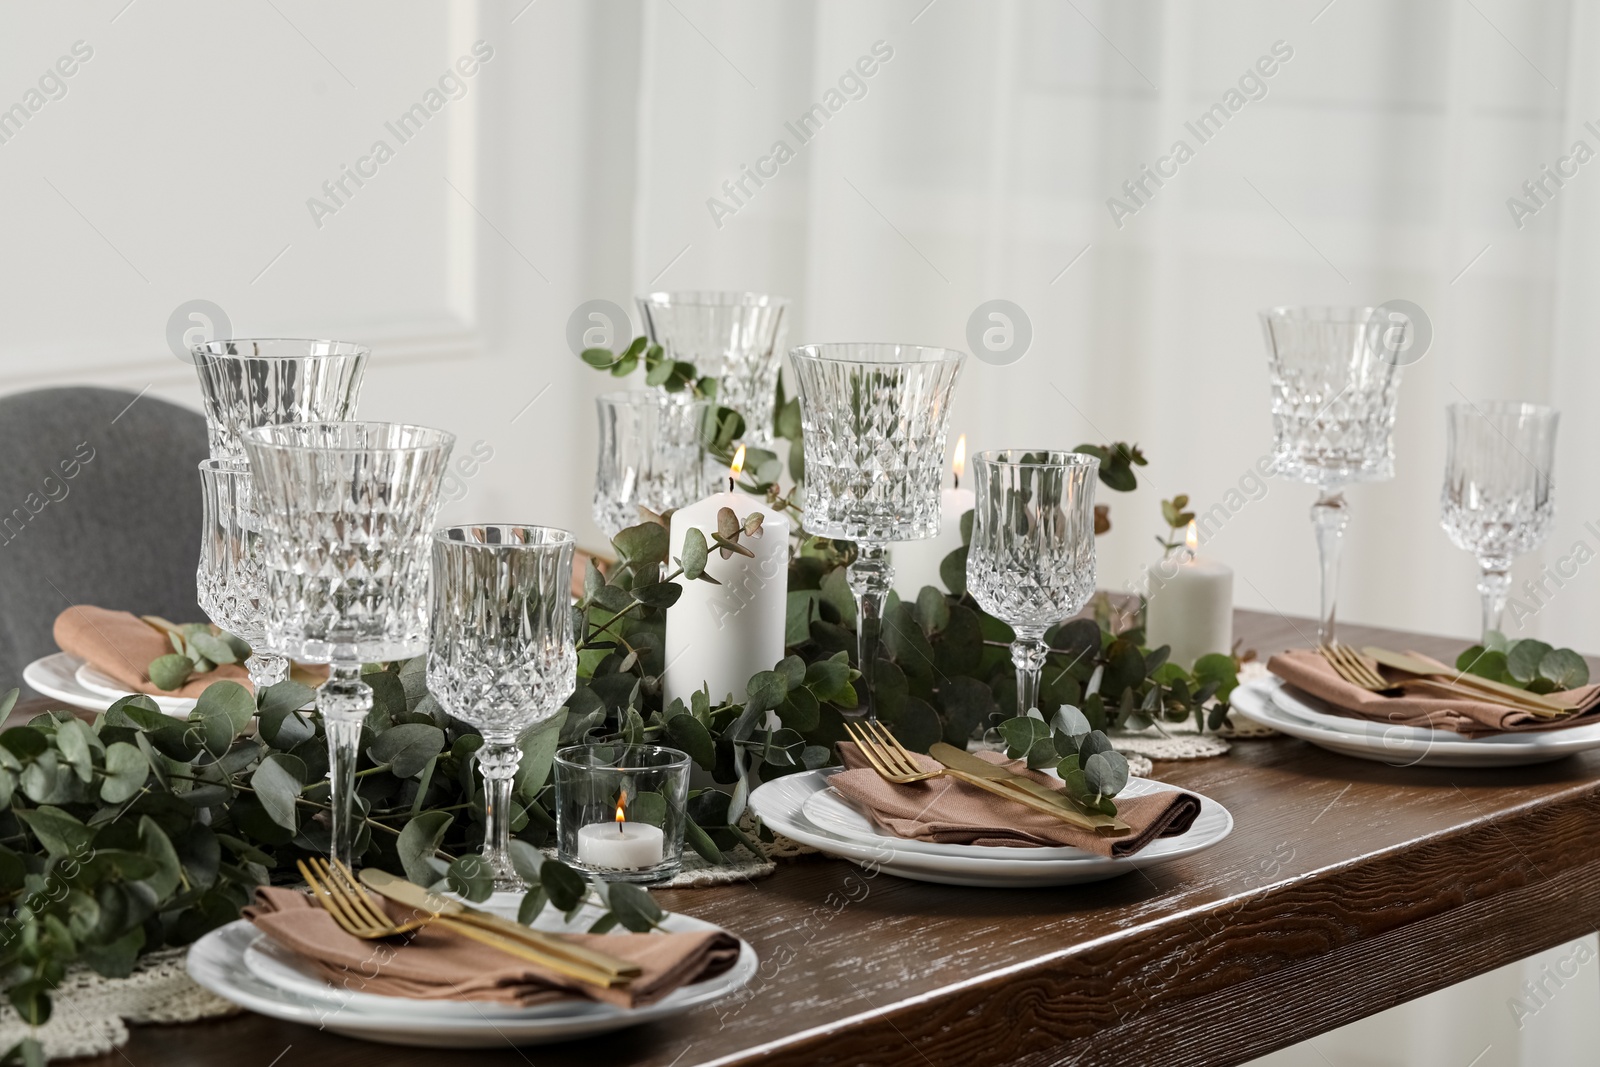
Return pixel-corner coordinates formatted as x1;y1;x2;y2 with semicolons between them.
195;459;287;690
789;343;964;719
1441;402;1559;638
241;422;455;870
638;292;788;446
592;391;710;538
428;525;577;890
192;338;368;460
1261;307;1406;643
966;451;1099;719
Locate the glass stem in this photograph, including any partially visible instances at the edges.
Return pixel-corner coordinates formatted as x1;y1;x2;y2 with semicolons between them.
1310;489;1350;644
477;741;524;890
246;652;288;692
1011;626;1048;719
319;662;372;871
1478;560;1512;640
847;541;893;721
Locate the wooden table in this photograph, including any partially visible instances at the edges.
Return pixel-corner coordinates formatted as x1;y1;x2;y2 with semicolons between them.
45;610;1600;1066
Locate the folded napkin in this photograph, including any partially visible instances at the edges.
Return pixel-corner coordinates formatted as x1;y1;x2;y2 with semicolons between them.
244;885;740;1010
830;743;1201;858
1267;648;1600;736
54;606;253;698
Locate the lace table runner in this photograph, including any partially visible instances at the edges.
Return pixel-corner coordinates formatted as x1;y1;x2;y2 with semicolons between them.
0;946;238;1061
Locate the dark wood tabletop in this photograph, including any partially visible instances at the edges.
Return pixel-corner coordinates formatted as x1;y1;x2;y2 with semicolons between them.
39;610;1600;1067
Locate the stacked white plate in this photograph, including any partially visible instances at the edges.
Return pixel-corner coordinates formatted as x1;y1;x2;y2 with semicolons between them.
747;768;1232;888
186;893;758;1047
1230;674;1600;768
24;652;195;716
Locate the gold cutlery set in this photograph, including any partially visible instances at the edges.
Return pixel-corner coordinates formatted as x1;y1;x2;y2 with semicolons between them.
296;857;638;989
841;719;1131;836
1317;644;1584;718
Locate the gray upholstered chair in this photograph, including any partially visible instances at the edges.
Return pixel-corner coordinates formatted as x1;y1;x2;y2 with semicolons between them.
0;386;208;689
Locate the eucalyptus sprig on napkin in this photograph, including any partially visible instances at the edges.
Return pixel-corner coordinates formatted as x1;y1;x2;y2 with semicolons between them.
144;620;250;691
1457;630;1590;692
997;706;1132;814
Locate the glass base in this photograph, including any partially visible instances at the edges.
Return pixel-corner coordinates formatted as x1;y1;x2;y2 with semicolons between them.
561;859;682;885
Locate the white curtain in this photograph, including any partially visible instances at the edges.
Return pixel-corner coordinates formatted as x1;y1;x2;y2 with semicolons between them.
3;1;1598;1062
624;0;1600;655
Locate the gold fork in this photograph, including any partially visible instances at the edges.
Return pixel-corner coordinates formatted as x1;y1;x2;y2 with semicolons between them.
840;720;1128;835
296;858;631;988
1317;642;1392;691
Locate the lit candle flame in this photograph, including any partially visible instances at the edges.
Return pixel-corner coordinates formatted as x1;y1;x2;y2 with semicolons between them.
615;790;627;834
1184;520;1199;560
728;445;746;492
951;434;967;489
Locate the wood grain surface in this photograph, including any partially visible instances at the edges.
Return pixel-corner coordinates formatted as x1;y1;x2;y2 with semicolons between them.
31;610;1600;1067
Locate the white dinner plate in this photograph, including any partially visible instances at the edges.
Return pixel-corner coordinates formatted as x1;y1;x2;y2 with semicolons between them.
24;652;195;718
188;892;758;1048
1229;676;1600;767
749;768;1232;888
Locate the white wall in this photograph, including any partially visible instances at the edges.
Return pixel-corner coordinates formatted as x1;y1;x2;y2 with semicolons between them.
3;2;1597;1063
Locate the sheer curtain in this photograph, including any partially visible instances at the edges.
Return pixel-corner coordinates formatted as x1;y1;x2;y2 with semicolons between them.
614;1;1600;1062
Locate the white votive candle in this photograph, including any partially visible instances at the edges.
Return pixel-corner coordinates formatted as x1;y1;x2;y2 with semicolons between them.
1145;522;1234;669
664;447;790;709
577;821;665;869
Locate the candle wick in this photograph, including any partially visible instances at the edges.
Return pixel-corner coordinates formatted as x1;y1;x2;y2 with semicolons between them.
727;475;734;493
952;472;960;491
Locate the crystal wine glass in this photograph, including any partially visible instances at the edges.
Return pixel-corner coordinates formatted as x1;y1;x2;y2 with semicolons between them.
592;391;710;538
637;292;788;446
241;422;455;870
789;343;964;719
195;459;287;691
192;338;368;461
429;525;577;890
966;451;1099;718
1441;401;1558;639
1261;306;1406;643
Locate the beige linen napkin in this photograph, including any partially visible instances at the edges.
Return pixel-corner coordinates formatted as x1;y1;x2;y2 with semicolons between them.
244;885;740;1010
829;743;1201;858
53;606;254;698
1267;648;1600;736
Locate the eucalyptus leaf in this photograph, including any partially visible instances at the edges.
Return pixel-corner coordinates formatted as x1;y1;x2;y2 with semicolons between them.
446;855;494;902
148;654;194;692
370;723;446;778
540;858;587;912
606;882;663;932
1538;648;1589;690
250;754;305;832
397;812;454;885
99;743;149;805
1506;639;1554;685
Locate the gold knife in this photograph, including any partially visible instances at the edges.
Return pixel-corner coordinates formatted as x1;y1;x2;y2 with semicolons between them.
927;743;1131;836
358;869;641;981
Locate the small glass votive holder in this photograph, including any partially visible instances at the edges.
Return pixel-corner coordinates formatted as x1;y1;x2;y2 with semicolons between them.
554;744;691;884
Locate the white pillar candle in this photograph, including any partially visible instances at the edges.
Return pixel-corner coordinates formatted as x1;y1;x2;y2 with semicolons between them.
892;487;975;598
664;449;790;709
892;435;972;598
1144;523;1234;669
577;821;665;869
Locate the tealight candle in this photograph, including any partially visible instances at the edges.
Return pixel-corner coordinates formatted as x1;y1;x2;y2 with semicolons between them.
664;446;790;709
1145;522;1234;669
893;435;974;597
577;818;665;869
